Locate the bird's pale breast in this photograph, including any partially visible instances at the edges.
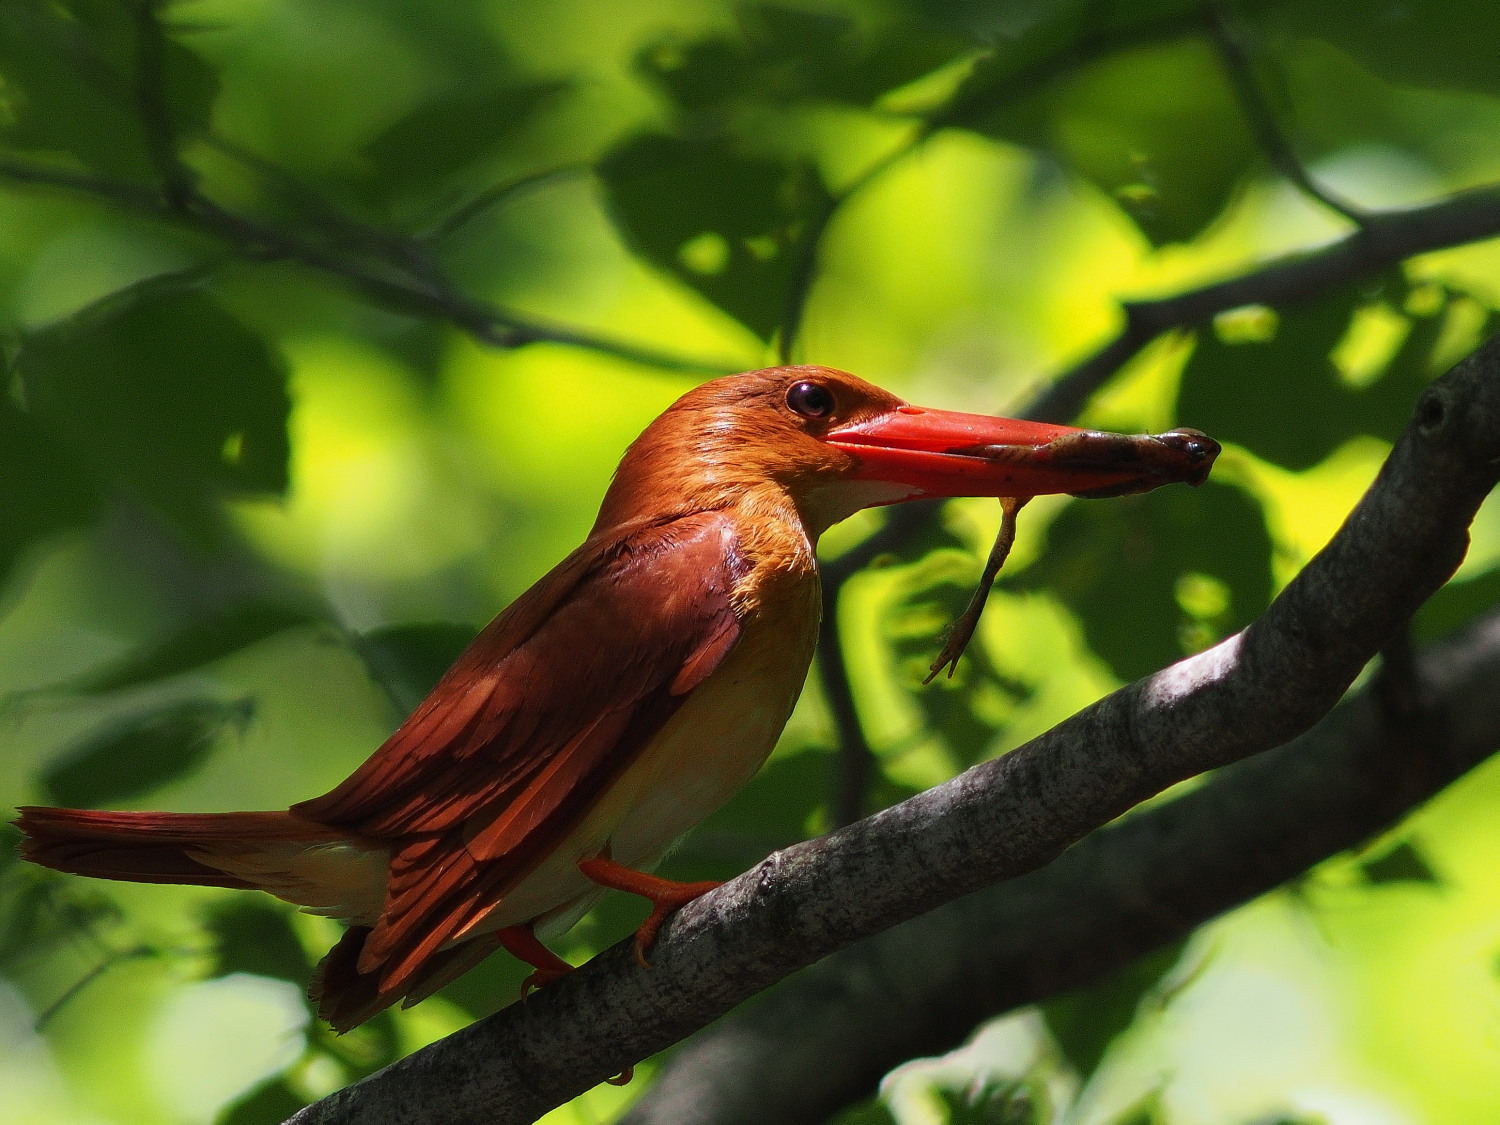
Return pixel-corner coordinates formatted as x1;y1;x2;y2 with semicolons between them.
478;561;822;935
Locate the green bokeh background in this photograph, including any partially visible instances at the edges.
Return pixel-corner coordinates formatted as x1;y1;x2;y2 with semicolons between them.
3;1;1500;1123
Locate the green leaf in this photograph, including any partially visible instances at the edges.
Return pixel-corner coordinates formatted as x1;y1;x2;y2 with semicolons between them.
599;134;829;340
40;697;252;808
18;287;291;542
1042;940;1186;1082
933;1079;1040;1125
0;0;218;177
1414;563;1500;643
204;898;314;984
216;1078;307;1125
1359;840;1443;887
1272;0;1500;98
883;562;1035;765
358;79;568;208
0;391;102;590
671;749;830;877
958;35;1257;245
71;602;317;694
1012;481;1272;682
828;1099;900;1125
357;621;478;715
1177;283;1456;472
637;5;968;116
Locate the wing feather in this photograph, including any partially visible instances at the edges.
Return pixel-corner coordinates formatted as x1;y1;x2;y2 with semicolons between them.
295;510;749;1001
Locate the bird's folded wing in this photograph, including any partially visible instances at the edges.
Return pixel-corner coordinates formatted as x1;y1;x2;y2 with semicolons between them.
291;510;748;990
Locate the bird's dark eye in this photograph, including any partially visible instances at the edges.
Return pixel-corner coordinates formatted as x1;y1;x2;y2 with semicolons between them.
786;381;834;419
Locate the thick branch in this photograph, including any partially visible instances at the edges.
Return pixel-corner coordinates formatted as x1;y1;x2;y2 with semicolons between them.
284;337;1500;1125
627;605;1500;1124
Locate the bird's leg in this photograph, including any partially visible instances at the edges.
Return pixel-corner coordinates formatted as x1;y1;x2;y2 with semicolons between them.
577;850;722;967
496;924;574;997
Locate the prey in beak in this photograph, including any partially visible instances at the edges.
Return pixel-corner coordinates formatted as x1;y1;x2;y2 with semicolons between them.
820;400;1221;677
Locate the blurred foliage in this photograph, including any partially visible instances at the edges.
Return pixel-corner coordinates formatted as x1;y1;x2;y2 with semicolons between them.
0;0;1499;1124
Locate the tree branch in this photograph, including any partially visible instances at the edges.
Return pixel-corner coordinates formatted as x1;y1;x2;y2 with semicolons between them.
282;334;1500;1125
1026;181;1500;423
626;605;1500;1124
0;154;734;375
1206;0;1368;228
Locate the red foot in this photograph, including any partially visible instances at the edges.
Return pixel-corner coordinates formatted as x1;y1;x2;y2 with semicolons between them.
578;851;722;967
496;925;574;998
605;1066;635;1086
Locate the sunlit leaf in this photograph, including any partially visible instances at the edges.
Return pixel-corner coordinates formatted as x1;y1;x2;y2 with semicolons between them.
964;36;1256;245
1177;282;1457;471
18;287;291;543
1011;482;1272;682
40;697;253;808
599;134;830;340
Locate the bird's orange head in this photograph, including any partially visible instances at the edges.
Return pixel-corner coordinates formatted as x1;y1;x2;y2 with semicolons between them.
596;365;1218;536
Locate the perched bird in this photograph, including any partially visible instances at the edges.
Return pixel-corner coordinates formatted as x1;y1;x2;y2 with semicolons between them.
16;366;1217;1031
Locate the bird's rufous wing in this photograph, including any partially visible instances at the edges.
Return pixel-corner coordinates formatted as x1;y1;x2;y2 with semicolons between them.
293;510;747;995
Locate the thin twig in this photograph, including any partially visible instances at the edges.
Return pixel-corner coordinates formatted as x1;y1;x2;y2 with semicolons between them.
1206;1;1368;228
33;943;159;1031
131;0;194;207
422;165;587;243
818;583;877;829
1027;180;1500;423
0;154;734;374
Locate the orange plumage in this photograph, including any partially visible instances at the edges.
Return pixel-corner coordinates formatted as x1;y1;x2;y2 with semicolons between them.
16;366;1217;1029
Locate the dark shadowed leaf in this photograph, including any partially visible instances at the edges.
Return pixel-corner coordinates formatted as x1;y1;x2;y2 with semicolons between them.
828;1100;899;1125
357;621;479;715
72;602;318;695
204;898;314;983
0;393;102;591
0;0;217;177
1415;563;1500;643
1042;940;1186;1082
599;134;829;340
359;79;568;208
1359;840;1443;887
976;38;1256;244
1011;481;1272;682
1272;0;1500;98
671;748;830;879
40;697;252;809
1178;283;1460;472
637;5;968;118
18;287;291;543
216;1078;307;1125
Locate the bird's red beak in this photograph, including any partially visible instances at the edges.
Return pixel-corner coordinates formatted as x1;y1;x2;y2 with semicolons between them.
827;407;1219;501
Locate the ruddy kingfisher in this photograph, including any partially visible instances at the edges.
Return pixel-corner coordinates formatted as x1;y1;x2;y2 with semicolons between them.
16;366;1217;1031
